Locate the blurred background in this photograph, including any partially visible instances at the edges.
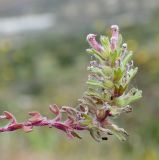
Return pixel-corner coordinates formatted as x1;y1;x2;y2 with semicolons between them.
0;0;159;160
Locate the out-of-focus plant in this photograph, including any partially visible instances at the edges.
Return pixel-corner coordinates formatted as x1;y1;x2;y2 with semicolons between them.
0;25;142;142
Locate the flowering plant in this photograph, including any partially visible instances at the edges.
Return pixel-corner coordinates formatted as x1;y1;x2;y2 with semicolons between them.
0;25;142;142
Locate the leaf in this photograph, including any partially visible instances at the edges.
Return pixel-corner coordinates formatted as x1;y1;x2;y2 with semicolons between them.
94;54;105;64
114;84;127;97
109;124;128;141
122;51;133;67
86;79;105;89
66;130;74;139
100;36;111;59
114;88;142;107
86;48;103;62
4;111;16;120
109;107;121;117
86;48;105;61
49;104;60;115
117;34;123;48
3;111;17;124
102;66;113;77
28;112;43;123
23;126;33;132
113;68;124;82
80;114;92;126
101;50;110;59
71;131;82;139
82;114;92;122
103;90;112;102
8;123;23;131
111;130;127;141
100;35;110;48
89;127;102;142
87;66;106;78
125;67;138;85
110;50;119;66
103;80;114;89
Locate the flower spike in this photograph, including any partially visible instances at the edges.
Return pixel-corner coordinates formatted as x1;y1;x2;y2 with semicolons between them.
0;25;142;142
110;25;119;51
87;34;104;52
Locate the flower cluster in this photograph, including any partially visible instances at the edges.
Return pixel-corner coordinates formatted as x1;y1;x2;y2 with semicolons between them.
0;25;142;142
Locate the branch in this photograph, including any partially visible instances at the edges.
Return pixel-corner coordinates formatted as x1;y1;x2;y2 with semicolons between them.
0;105;89;139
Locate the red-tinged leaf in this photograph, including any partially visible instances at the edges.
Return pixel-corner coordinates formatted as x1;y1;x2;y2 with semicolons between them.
3;111;17;123
49;104;60;115
8;123;23;131
4;111;14;119
29;117;43;123
53;122;67;131
64;119;74;125
28;112;43;123
28;111;41;117
67;115;75;121
53;114;62;122
66;130;74;139
23;126;33;132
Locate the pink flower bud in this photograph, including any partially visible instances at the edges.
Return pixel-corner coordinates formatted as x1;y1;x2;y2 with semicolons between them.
111;25;119;37
86;34;103;52
23;126;33;132
110;25;119;51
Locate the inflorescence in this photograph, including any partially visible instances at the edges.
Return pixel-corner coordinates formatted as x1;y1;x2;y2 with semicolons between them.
0;25;142;142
